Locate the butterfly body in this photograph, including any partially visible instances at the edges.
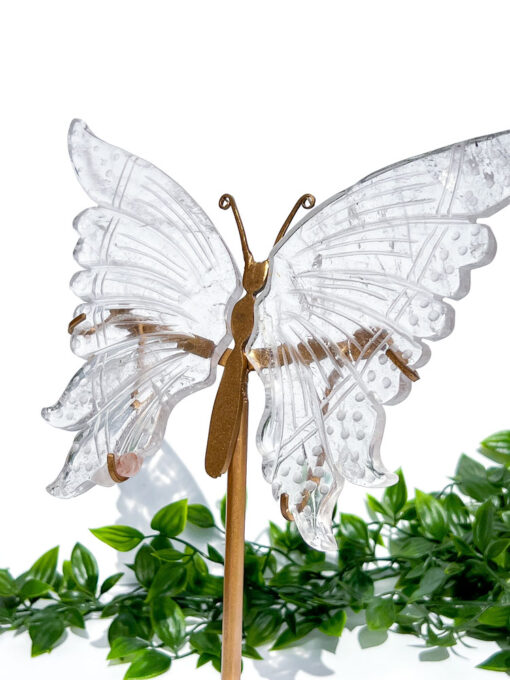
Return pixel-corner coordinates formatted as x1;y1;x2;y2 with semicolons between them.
204;193;271;478
44;121;510;551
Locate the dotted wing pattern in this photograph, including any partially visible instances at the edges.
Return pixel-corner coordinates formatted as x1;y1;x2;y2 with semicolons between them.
249;130;510;550
43;120;242;498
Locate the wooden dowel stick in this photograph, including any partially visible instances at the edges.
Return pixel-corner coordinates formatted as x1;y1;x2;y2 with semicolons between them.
221;395;248;680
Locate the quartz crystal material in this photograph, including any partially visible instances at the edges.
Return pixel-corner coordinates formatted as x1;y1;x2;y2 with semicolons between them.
43;120;242;498
44;123;510;551
248;130;510;549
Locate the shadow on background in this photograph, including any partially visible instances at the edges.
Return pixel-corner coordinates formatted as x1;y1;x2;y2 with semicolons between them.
254;632;338;679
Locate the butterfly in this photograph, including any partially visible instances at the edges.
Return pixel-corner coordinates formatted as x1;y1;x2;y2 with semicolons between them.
43;120;510;550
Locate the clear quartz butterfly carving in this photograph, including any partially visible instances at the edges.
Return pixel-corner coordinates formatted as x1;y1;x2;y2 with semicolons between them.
43;121;510;551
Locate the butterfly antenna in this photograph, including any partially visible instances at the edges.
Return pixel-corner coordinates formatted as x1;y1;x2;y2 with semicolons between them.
274;193;316;245
219;193;254;268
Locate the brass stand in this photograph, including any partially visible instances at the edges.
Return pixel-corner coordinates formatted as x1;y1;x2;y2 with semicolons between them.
221;395;248;680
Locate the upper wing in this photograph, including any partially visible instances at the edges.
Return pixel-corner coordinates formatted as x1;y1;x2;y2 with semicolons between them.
249;130;510;550
43;120;242;498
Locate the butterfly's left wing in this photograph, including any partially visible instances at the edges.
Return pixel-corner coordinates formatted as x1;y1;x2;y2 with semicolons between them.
248;130;510;550
43;120;242;498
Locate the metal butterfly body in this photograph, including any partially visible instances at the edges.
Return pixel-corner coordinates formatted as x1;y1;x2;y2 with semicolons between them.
43;121;510;550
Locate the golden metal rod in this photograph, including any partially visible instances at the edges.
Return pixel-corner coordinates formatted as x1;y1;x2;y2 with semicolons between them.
68;312;86;334
273;193;316;246
219;194;254;268
221;394;248;680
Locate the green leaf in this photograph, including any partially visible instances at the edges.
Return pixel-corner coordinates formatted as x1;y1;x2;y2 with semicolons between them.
124;649;171;679
340;514;369;544
151;596;185;652
0;569;17;597
455;454;498;501
415;490;447;540
151;500;188;538
187;504;215;528
100;572;123;595
196;653;214;668
71;543;98;595
477;605;510;628
62;559;76;589
365;597;396;631
29;617;65;656
407;562;427;579
150;535;172;551
366;494;391;520
451;535;477;557
192;553;208;576
344;567;374;602
487;539;510;560
269;521;286;547
477;649;510;671
146;564;187;602
246;609;282;646
396;603;428;624
443;492;470;527
62;607;85;629
19;579;52;600
382;468;407;515
107;636;149;660
269;565;302;588
220;495;227;528
271;620;316;650
479;431;510;466
242;644;263;660
389;536;434;558
28;547;59;585
409;567;447;601
90;525;144;552
108;612;139;644
152;548;185;562
319;609;346;637
134;545;159;587
473;500;494;553
207;544;224;564
190;631;221;657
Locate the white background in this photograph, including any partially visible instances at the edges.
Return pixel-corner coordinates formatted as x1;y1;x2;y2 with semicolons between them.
1;1;509;678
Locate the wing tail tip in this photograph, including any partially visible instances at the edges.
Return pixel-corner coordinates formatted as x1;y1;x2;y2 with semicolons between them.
46;473;95;499
41;404;62;427
295;517;338;552
68;118;89;138
68;118;96;165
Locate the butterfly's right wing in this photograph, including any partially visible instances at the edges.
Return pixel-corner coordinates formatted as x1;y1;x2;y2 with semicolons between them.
249;130;510;550
43;120;242;498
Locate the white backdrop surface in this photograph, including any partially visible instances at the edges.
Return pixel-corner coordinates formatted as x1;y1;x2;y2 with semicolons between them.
1;1;509;678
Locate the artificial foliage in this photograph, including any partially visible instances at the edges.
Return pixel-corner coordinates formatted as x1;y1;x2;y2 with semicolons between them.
1;431;510;677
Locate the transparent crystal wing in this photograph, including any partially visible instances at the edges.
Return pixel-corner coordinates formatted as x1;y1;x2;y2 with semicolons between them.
43;120;242;498
249;130;510;550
